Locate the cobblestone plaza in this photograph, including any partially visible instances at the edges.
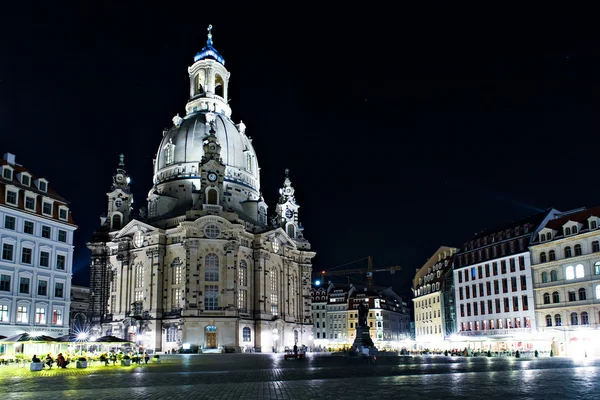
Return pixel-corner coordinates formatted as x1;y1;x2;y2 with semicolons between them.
1;354;600;399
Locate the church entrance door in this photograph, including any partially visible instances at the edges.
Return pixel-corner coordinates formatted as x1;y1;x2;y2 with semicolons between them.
206;332;217;348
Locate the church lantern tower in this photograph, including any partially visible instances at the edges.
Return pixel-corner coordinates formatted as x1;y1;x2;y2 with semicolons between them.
275;169;303;240
103;154;133;231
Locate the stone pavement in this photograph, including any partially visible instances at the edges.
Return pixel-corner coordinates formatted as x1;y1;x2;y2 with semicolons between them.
1;354;600;399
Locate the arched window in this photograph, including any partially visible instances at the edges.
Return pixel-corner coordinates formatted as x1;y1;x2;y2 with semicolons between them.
540;233;546;242
541;271;548;283
555;314;562;326
207;189;218;205
565;227;571;236
549;250;556;261
215;74;224;97
166;326;178;343
573;226;578;234
552;291;560;303
596;285;600;300
238;260;247;286
135;263;144;288
545;315;552;327
543;292;550;304
286;224;295;238
196;70;206;95
112;214;121;230
581;312;589;325
571;312;578;325
578;288;586;300
246;154;252;173
164;142;174;165
592;220;598;230
593;241;600;253
566;266;575;280
242;327;251;342
540;252;547;263
550;270;558;282
574;244;582;256
564;247;572;258
205;253;219;281
270;269;278;316
575;264;584;278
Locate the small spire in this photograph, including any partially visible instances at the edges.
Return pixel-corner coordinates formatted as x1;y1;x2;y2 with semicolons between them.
285;168;290;177
119;154;125;167
207;24;213;46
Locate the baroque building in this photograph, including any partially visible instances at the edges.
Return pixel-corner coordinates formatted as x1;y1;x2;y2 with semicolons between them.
529;206;600;357
412;246;457;349
88;27;315;353
0;153;77;338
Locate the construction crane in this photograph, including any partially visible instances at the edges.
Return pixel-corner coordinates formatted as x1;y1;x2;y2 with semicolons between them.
314;256;401;289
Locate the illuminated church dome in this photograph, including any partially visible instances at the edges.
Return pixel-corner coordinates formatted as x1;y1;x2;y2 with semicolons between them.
148;25;261;222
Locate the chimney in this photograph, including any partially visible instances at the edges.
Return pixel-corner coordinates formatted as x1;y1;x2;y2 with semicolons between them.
3;153;16;165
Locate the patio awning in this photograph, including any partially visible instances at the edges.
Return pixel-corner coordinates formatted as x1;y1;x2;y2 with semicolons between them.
93;335;132;343
0;333;57;343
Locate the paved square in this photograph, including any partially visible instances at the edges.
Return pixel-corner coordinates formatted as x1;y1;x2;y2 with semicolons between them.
1;354;599;399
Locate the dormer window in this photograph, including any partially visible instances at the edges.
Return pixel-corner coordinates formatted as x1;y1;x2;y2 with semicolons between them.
572;226;578;234
2;167;13;180
36;179;48;192
20;173;30;186
5;189;17;205
565;227;571;236
42;202;52;216
591;220;598;230
540;233;546;242
58;206;68;220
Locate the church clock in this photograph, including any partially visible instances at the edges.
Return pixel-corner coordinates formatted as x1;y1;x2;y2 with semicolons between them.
285;209;293;219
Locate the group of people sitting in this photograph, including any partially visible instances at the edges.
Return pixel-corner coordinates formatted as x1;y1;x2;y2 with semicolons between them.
31;353;69;369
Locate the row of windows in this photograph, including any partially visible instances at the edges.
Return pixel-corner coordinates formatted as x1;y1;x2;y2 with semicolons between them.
540;222;599;243
459;276;528;299
415;296;440;308
1;243;66;270
0;274;64;297
458;257;526;283
2;216;68;242
460;296;529;317
539;243;596;263
540;263;600;283
542;286;600;304
460;317;531;331
417;325;443;335
1;168;47;192
417;309;441;321
545;312;592;327
0;304;63;325
4;190;68;220
457;242;528;267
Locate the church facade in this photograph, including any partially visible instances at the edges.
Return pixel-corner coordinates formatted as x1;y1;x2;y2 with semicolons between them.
88;27;315;353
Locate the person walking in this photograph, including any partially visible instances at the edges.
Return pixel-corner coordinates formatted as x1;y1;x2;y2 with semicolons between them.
144;351;149;364
293;344;298;359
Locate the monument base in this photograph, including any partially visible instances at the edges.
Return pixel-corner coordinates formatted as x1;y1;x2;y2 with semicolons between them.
352;326;374;348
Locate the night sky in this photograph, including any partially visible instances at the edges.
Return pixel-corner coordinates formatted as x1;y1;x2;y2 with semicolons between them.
1;3;598;299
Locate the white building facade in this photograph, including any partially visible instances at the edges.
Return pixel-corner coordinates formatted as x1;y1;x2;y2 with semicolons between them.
452;210;560;352
530;206;600;357
87;27;315;353
0;153;77;338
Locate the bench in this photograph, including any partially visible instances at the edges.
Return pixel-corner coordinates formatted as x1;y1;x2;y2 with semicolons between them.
30;362;44;371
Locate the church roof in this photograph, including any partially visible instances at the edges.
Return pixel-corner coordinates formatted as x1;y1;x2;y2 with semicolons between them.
194;25;225;65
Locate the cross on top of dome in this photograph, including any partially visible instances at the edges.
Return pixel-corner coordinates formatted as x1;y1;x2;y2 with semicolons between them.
194;24;225;65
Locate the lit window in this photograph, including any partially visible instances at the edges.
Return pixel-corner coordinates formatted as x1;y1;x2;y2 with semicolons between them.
35;307;46;324
52;309;62;325
0;304;8;321
166;326;178;342
575;264;584;278
204;285;219;310
555;314;562;326
270;269;278;316
17;306;28;323
205;254;219;281
565;266;575;280
242;327;251;342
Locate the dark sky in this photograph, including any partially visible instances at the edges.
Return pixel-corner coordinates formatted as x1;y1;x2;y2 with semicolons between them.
1;3;599;299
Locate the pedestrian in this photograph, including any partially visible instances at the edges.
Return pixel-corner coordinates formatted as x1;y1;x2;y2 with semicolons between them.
144;351;149;364
45;354;54;369
293;344;298;359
